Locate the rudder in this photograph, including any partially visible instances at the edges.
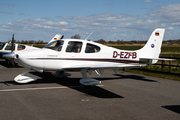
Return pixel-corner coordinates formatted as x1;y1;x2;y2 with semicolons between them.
138;28;165;63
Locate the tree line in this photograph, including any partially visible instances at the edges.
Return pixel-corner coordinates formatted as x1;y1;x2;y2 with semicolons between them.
14;40;47;44
1;34;180;45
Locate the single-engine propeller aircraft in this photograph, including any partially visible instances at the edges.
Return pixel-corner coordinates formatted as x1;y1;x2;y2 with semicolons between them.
0;34;39;66
1;34;64;66
3;28;172;86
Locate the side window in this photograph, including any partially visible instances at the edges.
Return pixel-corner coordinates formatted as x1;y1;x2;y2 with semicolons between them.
18;45;26;51
5;44;15;50
66;41;82;53
85;43;101;53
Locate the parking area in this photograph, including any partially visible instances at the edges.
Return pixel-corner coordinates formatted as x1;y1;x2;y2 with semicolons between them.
0;60;180;120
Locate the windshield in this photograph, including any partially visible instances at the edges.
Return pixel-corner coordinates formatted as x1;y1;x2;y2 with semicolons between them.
0;43;5;50
43;40;64;51
5;43;15;50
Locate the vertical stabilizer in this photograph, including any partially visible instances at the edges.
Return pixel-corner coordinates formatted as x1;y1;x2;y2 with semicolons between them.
48;34;64;44
138;28;165;63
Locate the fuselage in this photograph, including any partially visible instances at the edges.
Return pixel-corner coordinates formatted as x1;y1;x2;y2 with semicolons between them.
2;28;165;85
13;39;141;71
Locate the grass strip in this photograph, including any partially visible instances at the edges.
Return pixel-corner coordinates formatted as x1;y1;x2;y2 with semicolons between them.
120;67;180;81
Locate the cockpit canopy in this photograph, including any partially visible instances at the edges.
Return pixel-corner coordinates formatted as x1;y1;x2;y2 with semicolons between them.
43;40;101;53
43;40;64;51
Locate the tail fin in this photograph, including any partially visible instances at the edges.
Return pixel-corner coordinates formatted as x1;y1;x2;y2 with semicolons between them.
138;28;165;63
48;34;64;44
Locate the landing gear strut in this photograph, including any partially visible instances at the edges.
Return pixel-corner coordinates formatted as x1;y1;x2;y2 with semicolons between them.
80;69;101;86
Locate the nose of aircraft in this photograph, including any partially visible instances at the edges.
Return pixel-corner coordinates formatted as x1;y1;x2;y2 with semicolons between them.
9;49;45;69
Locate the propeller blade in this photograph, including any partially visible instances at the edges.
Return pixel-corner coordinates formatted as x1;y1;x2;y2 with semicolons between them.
11;34;14;53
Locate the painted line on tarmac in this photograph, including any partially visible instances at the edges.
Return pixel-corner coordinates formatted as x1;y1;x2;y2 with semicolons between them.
0;85;104;92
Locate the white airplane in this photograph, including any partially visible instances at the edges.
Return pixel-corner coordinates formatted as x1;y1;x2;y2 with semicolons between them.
1;34;64;66
3;28;172;86
0;35;39;66
0;35;38;58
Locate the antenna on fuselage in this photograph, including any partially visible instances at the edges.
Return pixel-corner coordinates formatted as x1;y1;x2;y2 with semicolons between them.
85;31;93;41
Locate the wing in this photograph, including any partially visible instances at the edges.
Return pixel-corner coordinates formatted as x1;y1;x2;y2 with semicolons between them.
140;58;174;61
61;64;145;71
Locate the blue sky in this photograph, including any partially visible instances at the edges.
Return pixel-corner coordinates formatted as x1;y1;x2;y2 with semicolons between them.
0;0;180;42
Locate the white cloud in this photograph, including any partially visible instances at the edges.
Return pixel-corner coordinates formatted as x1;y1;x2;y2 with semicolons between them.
62;28;71;31
45;21;68;26
148;4;180;23
166;27;174;30
172;22;180;26
1;3;180;41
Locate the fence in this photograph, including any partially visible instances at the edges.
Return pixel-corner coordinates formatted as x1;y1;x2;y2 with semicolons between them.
146;55;180;73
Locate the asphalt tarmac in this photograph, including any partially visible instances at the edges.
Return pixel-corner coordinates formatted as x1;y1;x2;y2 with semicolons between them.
0;60;180;120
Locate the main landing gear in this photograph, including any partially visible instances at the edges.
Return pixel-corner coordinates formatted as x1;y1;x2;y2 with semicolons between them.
79;69;101;86
13;69;105;86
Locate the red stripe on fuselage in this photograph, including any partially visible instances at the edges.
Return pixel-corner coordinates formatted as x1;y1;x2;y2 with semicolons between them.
28;58;139;64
